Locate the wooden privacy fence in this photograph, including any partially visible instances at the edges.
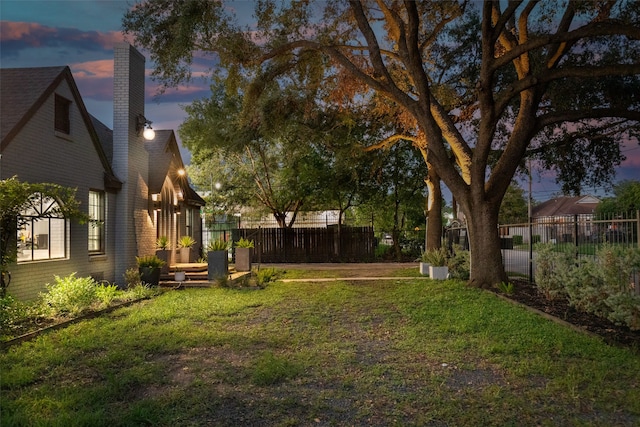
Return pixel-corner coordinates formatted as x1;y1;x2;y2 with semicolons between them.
233;226;375;263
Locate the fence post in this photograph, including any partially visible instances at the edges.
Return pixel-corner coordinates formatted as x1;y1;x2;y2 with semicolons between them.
574;214;579;259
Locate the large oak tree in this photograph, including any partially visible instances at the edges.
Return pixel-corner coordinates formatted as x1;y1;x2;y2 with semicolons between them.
124;0;640;288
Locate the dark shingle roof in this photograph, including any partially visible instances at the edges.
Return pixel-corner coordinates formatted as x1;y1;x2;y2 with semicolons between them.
1;66;67;144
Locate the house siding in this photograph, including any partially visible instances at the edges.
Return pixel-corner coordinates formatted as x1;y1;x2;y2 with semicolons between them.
3;79;115;300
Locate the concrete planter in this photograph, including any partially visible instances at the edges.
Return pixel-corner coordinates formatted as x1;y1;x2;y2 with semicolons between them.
419;262;430;276
139;267;161;287
180;247;191;263
156;250;170;274
207;251;228;281
235;247;252;272
429;266;449;280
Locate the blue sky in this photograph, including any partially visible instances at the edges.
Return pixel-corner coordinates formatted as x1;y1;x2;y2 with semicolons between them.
1;0;638;201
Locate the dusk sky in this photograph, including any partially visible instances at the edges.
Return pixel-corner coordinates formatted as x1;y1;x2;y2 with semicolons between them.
1;0;638;202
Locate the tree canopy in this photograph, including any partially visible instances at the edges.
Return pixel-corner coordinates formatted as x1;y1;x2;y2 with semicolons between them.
124;0;640;288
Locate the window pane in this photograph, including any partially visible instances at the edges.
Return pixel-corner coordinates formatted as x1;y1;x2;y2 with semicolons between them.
49;218;66;259
55;95;71;134
88;191;105;253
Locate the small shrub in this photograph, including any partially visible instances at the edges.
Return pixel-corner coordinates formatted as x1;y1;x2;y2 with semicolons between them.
532;235;541;244
123;268;142;289
256;268;282;287
178;235;196;248
156;236;170;250
0;295;26;339
136;255;165;269
447;247;469;280
375;244;393;259
121;283;157;300
534;243;571;301
512;235;523;245
235;237;254;248
207;239;230;252
40;273;98;317
496;281;515;295
421;247;448;266
95;283;119;307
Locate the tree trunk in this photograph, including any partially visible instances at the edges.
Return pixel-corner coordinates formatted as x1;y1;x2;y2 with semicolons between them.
425;169;442;250
464;201;508;289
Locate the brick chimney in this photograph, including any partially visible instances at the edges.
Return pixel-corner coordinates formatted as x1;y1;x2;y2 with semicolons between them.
112;43;155;283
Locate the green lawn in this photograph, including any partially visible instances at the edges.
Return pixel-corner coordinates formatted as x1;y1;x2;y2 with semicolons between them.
2;272;639;426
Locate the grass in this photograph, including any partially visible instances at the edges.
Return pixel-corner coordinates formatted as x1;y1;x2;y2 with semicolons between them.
1;270;639;426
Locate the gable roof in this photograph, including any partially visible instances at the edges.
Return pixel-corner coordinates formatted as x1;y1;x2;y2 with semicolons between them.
144;130;205;207
532;196;600;217
0;66;120;189
1;66;67;144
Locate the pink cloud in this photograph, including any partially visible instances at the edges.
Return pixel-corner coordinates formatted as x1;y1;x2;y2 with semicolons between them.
1;20;124;54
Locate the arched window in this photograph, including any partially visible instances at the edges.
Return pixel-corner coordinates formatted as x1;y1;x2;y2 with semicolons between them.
17;193;67;262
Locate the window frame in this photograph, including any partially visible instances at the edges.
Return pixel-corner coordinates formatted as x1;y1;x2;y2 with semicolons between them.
17;193;67;263
88;190;106;254
54;94;71;134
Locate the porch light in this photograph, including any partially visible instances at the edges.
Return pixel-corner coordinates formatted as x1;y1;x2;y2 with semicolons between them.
175;203;181;215
136;114;155;140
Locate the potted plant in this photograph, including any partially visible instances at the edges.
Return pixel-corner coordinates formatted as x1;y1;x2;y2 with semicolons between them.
419;252;431;276
155;236;170;274
234;237;254;272
207;239;229;281
422;247;449;280
174;266;186;282
178;235;196;263
136;254;166;287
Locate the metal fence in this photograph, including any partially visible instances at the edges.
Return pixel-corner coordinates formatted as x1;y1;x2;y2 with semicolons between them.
446;211;640;287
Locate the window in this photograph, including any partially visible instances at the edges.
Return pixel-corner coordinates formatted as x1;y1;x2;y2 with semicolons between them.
17;193;67;262
185;207;192;238
54;94;71;134
88;190;105;254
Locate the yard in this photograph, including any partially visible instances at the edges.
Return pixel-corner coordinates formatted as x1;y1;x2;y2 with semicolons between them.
1;267;639;426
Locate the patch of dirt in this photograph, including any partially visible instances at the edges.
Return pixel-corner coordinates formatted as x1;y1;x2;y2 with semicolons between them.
498;279;640;351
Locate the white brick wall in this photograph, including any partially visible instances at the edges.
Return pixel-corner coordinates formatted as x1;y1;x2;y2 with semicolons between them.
113;43;155;283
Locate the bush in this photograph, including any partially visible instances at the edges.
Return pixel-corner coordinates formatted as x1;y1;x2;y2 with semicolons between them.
375;244;393;259
40;273;98;317
448;247;470;280
255;268;281;287
536;244;640;330
96;283;120;307
534;243;571;301
532;235;541;244
512;235;523;245
123;268;142;289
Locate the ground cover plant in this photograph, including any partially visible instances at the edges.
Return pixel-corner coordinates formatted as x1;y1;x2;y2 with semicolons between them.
1;270;639;426
1;271;158;342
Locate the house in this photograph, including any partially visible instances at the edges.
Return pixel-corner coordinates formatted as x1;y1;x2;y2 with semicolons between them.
532;195;600;220
0;43;204;300
531;195;600;244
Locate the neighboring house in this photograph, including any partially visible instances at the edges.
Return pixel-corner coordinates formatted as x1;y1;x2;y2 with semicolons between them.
531;195;600;244
531;195;600;221
0;43;204;300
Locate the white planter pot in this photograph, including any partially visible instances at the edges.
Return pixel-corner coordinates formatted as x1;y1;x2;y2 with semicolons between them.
174;271;186;282
419;262;430;275
429;266;449;280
